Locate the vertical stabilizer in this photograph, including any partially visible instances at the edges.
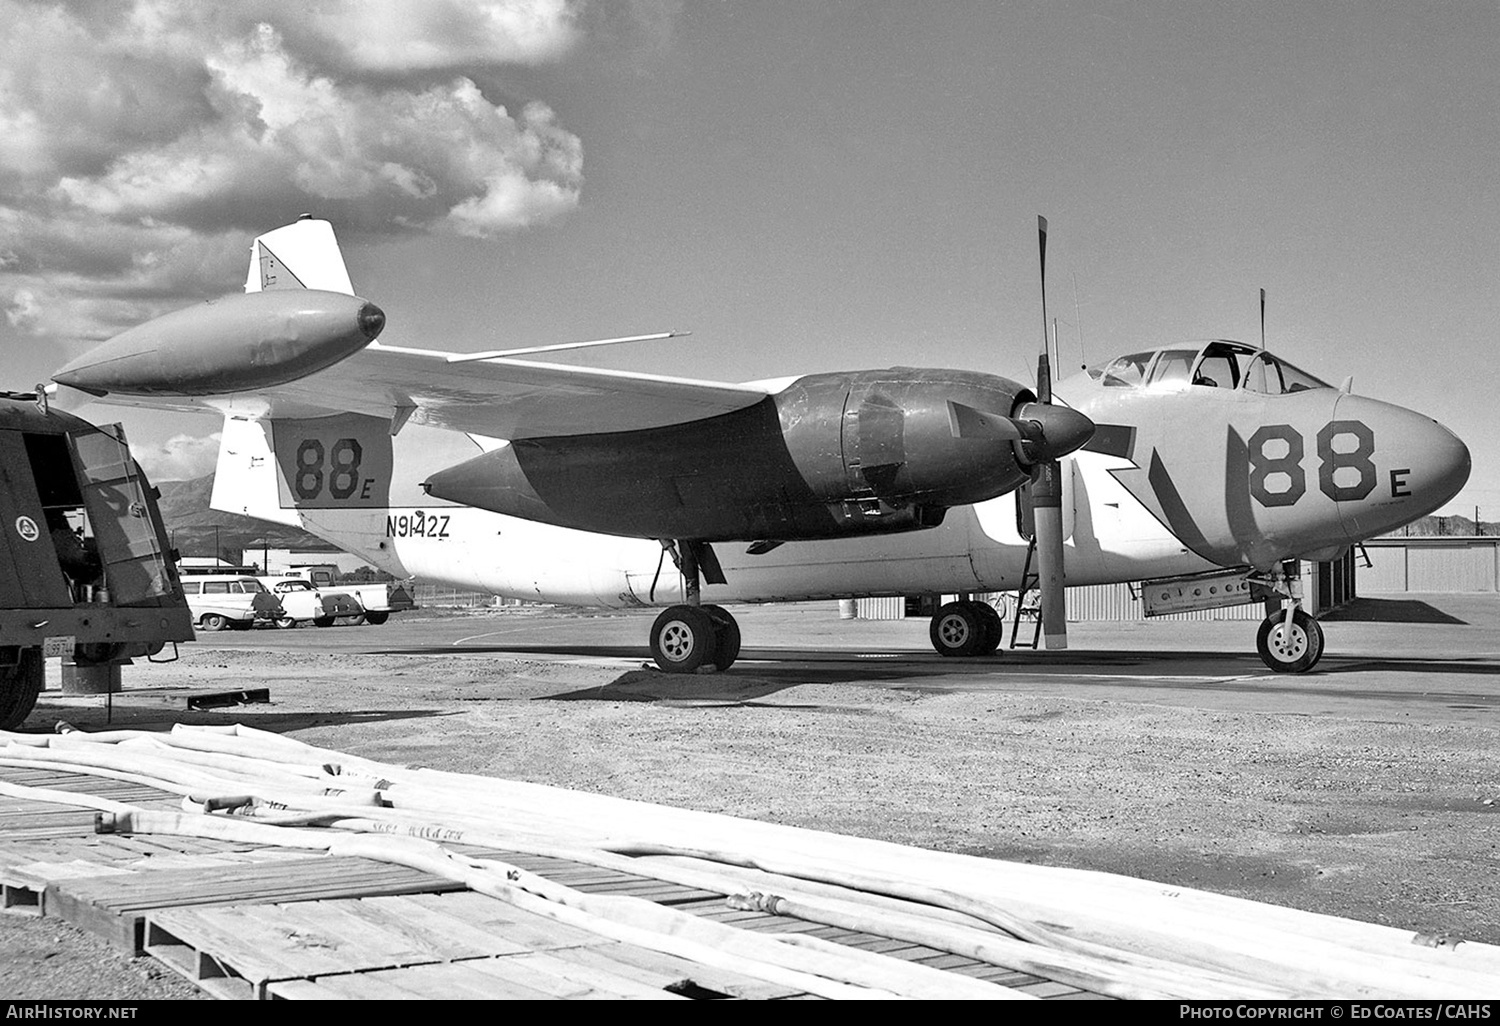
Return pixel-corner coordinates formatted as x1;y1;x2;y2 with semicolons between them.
211;416;301;526
244;216;355;295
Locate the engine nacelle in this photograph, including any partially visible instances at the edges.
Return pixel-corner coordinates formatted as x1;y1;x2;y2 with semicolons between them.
423;368;1039;542
52;290;384;397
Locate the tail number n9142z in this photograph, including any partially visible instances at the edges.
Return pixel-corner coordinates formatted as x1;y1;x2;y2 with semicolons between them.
1248;420;1388;507
386;511;451;539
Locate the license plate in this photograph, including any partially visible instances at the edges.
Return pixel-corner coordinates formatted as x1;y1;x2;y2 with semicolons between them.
42;635;77;658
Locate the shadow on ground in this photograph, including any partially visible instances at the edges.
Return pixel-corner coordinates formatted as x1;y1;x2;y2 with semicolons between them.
1322;598;1468;624
543;669;803;704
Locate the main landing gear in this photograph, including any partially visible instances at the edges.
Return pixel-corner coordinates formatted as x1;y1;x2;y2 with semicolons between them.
1253;564;1325;674
648;541;742;674
929;600;1004;658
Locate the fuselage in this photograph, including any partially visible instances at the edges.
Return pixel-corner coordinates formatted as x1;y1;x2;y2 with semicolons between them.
151;340;1475;611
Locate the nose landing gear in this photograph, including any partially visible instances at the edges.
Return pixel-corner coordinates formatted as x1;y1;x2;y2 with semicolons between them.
1253;564;1325;673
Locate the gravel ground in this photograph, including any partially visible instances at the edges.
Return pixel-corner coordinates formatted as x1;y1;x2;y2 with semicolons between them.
4;603;1499;999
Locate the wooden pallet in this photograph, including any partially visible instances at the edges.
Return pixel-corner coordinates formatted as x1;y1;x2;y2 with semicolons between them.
48;853;465;953
146;891;792;1000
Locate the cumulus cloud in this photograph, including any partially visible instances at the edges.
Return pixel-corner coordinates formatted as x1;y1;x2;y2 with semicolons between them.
0;0;592;343
130;431;224;482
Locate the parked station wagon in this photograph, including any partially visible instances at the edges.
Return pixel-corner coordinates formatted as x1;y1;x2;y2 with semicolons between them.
180;575;283;631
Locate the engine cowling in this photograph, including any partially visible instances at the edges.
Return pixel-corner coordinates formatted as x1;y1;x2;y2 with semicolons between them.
423;368;1052;542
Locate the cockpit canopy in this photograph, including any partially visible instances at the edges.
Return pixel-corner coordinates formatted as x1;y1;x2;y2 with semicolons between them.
1090;340;1330;394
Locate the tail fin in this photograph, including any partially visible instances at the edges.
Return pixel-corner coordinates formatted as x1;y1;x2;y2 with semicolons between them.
244;216;355;295
211;412;410;578
211;412;395;523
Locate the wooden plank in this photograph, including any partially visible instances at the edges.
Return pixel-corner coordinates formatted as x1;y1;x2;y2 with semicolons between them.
261;901;442;969
1017;980;1084;998
548;943;804;1001
52;855;454;910
385;960;557;1000
148;904;362;982
571;880;722;903
914;952;988;971
349;895;535;959
44;884;141;952
468;950;690;1000
269;972;430;1000
398;891;606;952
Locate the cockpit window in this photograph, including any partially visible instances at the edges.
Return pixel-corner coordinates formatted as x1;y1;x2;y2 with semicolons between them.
1096;342;1333;394
1243;352;1330;394
1146;349;1197;386
1276;359;1330;393
1101;351;1155;386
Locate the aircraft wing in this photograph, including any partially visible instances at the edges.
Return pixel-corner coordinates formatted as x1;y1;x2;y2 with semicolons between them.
52;215;772;438
57;339;770;438
213;341;769;438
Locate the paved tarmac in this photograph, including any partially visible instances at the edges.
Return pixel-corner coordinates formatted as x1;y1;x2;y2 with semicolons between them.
179;592;1500;729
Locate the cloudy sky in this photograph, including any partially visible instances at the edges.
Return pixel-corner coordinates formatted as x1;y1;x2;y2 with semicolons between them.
2;1;1496;517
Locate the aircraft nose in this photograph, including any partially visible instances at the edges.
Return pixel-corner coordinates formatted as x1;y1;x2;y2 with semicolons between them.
1331;394;1470;540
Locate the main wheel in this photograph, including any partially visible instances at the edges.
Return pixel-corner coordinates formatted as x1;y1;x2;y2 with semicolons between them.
200;613;228;632
930;601;984;657
1256;609;1324;673
701;604;741;670
971;601;1004;655
0;647;44;731
649;605;718;673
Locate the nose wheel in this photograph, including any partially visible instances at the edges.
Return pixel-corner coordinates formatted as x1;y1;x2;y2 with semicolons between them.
1256;607;1325;673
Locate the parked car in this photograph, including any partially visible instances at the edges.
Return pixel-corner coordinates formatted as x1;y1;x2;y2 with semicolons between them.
260;577;364;628
279;565;416;625
181;575;283;631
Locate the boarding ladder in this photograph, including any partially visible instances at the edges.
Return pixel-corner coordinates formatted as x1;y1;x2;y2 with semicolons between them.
1009;534;1043;650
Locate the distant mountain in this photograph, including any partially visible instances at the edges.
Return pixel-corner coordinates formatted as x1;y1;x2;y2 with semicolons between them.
154;474;330;561
1386;515;1494;537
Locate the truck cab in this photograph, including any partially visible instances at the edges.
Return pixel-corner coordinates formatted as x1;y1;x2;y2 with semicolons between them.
0;393;195;729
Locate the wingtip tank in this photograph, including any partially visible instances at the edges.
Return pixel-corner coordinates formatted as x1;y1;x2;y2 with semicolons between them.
52;289;384;397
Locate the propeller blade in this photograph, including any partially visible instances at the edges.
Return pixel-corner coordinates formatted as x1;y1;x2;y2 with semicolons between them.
1037;216;1052;403
1033;214;1067;649
1259;288;1266;351
1032;463;1069;650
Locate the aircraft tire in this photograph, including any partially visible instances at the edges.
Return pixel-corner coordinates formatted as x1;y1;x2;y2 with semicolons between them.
0;647;43;731
930;602;984;658
971;601;1004;655
650;605;718;673
1256;609;1323;673
702;604;741;670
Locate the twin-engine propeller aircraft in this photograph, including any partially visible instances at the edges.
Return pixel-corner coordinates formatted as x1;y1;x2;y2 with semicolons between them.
50;217;1469;675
